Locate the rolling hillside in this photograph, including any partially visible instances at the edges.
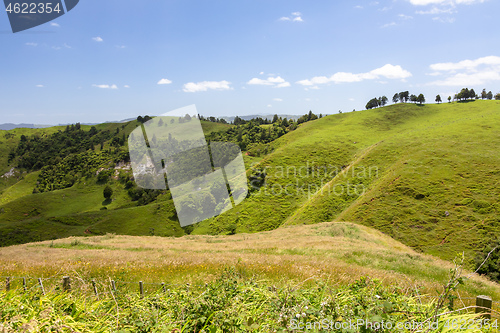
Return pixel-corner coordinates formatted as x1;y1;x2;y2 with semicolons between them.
1;101;499;267
194;100;500;264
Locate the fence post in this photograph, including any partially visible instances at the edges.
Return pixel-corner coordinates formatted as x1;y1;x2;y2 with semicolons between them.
161;282;166;293
23;277;27;292
186;283;190;293
5;277;10;292
92;280;98;297
111;280;116;292
139;281;144;298
475;295;492;319
63;276;71;292
38;278;45;295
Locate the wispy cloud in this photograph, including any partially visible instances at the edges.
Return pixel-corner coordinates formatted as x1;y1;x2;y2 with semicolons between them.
296;64;412;87
381;22;397;28
157;78;172;85
92;84;118;89
409;0;486;5
279;12;304;22
247;76;291;88
36;85;44;88
50;22;60;27
25;42;37;47
273;98;283;102
427;55;500;86
183;80;232;92
92;37;104;42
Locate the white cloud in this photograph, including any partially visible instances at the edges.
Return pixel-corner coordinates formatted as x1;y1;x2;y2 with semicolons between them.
354;5;364;9
416;6;455;14
259;71;264;75
381;22;397;28
409;0;485;5
183;80;232;93
273;98;283;102
157;78;172;85
427;56;500;86
296;64;412;87
25;42;37;47
267;104;272;108
247;76;291;88
50;22;60;27
398;14;413;19
279;12;304;22
36;85;44;88
124;85;130;88
92;84;118;89
92;37;103;42
115;45;126;49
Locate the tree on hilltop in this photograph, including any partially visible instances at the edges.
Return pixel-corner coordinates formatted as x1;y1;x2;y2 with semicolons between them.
435;95;442;104
417;94;425;105
481;89;487;99
392;93;399;104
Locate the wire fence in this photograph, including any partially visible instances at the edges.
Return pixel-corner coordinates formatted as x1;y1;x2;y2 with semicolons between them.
1;275;499;319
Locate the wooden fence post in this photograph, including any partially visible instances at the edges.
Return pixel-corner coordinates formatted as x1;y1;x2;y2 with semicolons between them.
111;280;116;292
23;277;27;292
5;277;10;292
63;276;71;292
38;278;45;295
92;280;98;297
161;282;166;293
475;295;492;319
139;281;144;298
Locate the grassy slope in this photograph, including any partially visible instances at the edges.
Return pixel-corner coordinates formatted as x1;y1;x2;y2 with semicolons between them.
195;101;500;264
1;103;499;264
1;222;499;300
0;120;232;246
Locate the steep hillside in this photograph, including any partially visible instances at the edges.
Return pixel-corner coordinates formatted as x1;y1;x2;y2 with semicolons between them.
195;101;500;263
1;101;499;266
0;119;232;246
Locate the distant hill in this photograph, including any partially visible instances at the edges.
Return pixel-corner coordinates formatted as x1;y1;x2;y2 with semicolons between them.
0;123;53;131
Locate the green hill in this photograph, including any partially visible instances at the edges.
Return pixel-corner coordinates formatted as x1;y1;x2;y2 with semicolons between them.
1;101;499;267
194;100;500;264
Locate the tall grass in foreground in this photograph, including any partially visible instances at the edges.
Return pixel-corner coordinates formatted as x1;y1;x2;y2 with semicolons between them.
1;265;498;332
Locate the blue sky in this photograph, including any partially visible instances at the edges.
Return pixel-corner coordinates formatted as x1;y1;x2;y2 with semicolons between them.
1;0;499;124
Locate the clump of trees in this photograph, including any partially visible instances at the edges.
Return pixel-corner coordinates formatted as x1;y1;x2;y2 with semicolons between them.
365;96;388;109
454;88;477;101
205;111;320;151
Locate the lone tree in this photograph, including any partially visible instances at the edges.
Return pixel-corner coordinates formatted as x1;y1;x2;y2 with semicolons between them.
435;95;442;104
448;96;452;103
417;94;425;105
482;89;487;99
392;93;399;104
487;91;493;100
103;185;113;200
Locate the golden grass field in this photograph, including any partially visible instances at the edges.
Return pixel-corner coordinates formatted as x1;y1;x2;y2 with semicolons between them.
1;222;499;305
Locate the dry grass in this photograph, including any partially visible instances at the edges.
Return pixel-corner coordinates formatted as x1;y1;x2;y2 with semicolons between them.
1;222;499;299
